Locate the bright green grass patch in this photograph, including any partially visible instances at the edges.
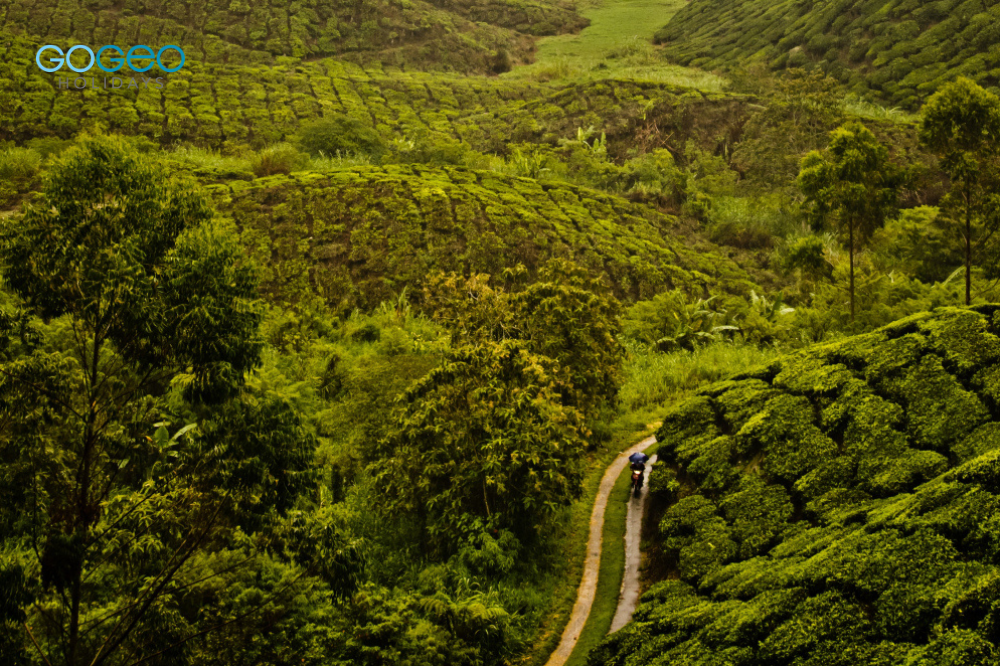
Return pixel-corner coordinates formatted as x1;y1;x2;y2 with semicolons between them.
841;94;920;125
505;0;727;91
619;341;786;416
564;462;633;666
534;0;680;59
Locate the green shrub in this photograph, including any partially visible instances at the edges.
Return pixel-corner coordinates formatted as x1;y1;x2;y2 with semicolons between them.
295;115;388;159
250;143;309;177
0;147;42;207
648;466;680;501
349;322;381;343
659;495;738;581
0;147;41;180
623;291;739;352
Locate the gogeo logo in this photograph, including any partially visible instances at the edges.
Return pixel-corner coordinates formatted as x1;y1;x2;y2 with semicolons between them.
35;45;185;73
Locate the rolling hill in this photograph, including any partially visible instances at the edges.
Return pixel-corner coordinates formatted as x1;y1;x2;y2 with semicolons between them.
654;0;1000;108
207;164;759;312
590;305;1000;665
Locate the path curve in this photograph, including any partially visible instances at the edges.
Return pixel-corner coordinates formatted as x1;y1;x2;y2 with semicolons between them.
609;453;657;632
544;436;656;666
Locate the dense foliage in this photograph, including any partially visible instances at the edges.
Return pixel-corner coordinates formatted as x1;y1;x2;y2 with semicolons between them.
0;135;636;666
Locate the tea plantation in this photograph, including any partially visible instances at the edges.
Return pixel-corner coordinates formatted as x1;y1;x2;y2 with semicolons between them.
0;0;587;73
209;164;757;311
4;0;1000;663
0;29;743;151
654;0;1000;108
590;306;1000;665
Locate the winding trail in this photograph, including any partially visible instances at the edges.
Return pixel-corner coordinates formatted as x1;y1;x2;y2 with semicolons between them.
544;436;656;666
610;453;657;632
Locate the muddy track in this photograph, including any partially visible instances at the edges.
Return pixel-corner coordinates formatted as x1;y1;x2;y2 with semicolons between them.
544;436;656;666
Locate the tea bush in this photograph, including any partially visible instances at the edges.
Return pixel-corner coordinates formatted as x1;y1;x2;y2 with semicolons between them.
589;306;1000;666
654;0;1000;109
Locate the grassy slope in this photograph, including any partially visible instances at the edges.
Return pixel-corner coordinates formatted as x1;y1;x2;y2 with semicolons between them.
505;0;726;89
654;0;1000;108
590;306;1000;666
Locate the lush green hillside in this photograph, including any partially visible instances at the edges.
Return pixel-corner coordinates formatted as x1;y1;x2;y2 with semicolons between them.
590;305;1000;665
0;29;744;152
654;0;1000;108
207;164;757;311
3;0;1000;663
0;0;587;73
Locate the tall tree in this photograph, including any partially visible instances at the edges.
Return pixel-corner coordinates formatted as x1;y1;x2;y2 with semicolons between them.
919;77;1000;305
422;260;623;415
375;339;588;552
0;136;343;666
798;121;902;323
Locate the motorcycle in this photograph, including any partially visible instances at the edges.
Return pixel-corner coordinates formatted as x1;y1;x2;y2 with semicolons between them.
630;463;645;497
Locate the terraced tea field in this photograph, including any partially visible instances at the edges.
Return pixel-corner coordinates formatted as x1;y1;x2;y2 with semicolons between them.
0;0;586;72
209;164;757;311
1;30;742;153
655;0;1000;108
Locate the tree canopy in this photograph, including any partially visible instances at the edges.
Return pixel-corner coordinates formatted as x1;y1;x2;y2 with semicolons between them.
798;121;903;323
919;77;1000;304
0;136;354;666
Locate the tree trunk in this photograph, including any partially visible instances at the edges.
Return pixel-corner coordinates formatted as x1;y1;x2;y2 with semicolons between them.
69;335;103;666
966;199;972;306
849;222;855;325
69;572;81;666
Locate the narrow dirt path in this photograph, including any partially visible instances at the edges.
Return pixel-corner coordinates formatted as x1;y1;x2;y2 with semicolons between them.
609;453;657;632
544;436;656;666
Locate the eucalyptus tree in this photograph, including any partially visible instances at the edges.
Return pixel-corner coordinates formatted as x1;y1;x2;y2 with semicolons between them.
798;121;902;323
919;77;1000;305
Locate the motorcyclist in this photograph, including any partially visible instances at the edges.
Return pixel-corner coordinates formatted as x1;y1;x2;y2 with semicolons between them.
630;459;646;491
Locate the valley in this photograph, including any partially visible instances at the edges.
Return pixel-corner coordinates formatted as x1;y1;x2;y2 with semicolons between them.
1;0;999;665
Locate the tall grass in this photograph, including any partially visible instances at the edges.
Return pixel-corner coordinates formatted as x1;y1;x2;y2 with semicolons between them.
308;151;374;170
619;340;785;414
505;0;727;92
166;146;252;173
707;194;805;248
841;94;918;124
166;144;374;179
0;147;42;180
